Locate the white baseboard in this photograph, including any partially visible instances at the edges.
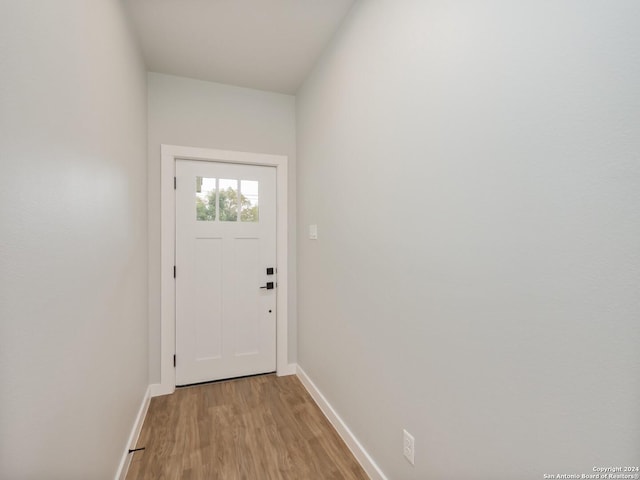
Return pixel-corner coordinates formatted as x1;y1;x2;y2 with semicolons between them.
296;366;388;480
114;385;152;480
149;382;174;398
277;362;298;376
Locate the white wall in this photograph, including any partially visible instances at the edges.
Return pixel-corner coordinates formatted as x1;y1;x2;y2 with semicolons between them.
147;73;297;383
0;1;148;479
297;1;640;479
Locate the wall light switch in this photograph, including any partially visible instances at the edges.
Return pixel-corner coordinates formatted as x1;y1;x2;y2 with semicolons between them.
309;224;318;240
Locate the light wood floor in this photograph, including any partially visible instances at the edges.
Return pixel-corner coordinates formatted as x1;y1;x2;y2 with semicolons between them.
126;374;369;480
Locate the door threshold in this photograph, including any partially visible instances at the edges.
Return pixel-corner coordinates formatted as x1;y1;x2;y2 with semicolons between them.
176;371;276;389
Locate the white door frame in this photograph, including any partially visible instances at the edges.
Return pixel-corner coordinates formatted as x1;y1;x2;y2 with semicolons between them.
155;144;289;396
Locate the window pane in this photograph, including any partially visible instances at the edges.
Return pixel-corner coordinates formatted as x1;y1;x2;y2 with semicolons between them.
240;180;259;222
218;179;238;221
196;176;216;221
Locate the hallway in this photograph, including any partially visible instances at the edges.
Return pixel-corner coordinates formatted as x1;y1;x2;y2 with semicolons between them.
127;374;368;479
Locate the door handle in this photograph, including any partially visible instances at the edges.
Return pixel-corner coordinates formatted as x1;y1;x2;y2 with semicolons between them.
260;282;275;290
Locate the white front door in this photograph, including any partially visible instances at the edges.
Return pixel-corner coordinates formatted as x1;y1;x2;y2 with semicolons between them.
175;159;277;386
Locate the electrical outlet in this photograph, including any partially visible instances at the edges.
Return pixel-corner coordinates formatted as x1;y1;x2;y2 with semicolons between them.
403;429;415;465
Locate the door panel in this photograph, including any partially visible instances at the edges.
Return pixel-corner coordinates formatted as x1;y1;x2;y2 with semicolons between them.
175;160;276;386
193;238;222;360
233;237;261;355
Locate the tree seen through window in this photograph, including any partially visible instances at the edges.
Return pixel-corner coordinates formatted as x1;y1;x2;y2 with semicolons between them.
196;186;258;222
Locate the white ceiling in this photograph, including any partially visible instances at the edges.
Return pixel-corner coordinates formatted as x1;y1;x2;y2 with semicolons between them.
124;0;356;94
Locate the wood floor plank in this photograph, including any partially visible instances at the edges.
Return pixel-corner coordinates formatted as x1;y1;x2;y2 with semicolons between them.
126;374;368;480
